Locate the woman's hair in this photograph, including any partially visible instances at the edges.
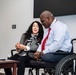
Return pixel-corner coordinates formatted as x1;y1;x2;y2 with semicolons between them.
24;21;44;43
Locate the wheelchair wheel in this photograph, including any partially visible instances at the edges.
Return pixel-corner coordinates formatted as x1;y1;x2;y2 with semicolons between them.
55;54;76;75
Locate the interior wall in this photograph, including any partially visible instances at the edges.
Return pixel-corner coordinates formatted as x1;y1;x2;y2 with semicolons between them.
0;0;76;58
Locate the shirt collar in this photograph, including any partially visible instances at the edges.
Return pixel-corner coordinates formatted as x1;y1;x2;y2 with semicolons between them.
31;33;38;37
50;18;57;28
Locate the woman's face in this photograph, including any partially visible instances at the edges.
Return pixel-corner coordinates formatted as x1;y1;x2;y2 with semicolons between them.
32;22;39;35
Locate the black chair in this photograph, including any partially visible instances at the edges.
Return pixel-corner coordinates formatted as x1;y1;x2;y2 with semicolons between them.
11;33;36;75
11;49;36;75
29;38;76;75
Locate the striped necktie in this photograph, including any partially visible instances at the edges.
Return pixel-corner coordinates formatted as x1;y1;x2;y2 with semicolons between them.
41;28;51;51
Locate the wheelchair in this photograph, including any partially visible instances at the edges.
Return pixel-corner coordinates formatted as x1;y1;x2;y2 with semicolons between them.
29;38;76;75
11;38;76;75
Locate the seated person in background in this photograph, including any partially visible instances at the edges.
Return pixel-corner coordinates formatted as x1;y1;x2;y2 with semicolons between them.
34;10;72;62
4;21;44;75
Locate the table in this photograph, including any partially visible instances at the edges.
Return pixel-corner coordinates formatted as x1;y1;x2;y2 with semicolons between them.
0;60;19;75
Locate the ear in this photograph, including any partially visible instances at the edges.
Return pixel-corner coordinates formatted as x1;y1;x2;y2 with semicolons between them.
47;17;50;21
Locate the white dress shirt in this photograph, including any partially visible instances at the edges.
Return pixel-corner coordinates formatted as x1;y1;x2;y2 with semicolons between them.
37;18;72;54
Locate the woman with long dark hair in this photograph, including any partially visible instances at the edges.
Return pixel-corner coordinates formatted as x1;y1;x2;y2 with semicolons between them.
4;21;44;75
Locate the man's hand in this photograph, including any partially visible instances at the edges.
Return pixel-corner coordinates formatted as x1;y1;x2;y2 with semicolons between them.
41;51;44;55
34;51;41;60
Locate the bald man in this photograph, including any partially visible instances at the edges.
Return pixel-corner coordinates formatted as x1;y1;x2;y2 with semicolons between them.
34;10;72;62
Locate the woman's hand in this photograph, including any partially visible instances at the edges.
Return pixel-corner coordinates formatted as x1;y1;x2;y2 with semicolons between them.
19;44;27;50
15;43;20;52
15;42;20;49
15;43;27;52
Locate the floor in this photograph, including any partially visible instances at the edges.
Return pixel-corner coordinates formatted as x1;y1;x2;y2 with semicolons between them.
0;68;72;75
25;68;44;75
0;68;44;75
